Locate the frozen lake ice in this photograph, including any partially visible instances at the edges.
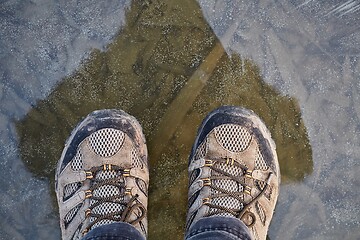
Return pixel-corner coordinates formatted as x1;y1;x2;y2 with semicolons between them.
0;0;359;239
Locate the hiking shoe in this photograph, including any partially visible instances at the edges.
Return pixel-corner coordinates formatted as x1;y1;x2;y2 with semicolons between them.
186;106;280;240
55;109;149;240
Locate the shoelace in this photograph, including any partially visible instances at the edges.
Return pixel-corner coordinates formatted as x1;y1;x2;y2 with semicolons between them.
82;165;146;234
203;158;273;227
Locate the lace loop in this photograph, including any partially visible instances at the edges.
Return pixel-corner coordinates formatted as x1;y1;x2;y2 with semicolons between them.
120;194;146;224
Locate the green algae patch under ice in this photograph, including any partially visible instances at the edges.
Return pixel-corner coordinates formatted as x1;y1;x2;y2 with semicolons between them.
16;0;312;239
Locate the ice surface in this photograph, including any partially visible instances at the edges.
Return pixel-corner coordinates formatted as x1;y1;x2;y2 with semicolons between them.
1;0;359;239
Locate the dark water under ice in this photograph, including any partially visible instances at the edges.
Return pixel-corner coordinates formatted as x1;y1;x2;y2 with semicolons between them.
0;0;359;239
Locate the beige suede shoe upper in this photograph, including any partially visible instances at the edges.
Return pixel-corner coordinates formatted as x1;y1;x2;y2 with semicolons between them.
186;106;280;240
55;110;149;240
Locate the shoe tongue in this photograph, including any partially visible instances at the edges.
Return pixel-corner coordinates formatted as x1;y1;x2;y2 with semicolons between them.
90;170;142;230
210;162;245;217
90;170;125;229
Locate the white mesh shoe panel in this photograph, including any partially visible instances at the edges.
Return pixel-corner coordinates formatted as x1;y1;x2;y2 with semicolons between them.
71;149;83;171
64;182;81;200
64;203;82;227
210;162;244;216
214;124;252;152
194;140;207;160
255;145;268;170
256;201;266;225
131;146;143;168
90;170;124;228
88;128;125;157
215;161;244;177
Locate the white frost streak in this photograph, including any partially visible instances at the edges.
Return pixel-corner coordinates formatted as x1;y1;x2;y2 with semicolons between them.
325;0;360;17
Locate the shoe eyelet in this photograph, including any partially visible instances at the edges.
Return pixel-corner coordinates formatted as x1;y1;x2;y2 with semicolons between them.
225;157;234;165
125;188;132;195
85;171;93;179
204;159;213;167
202;178;211;186
123;169;131;177
244;186;252;195
202;197;210;205
103;164;112;171
82;228;89;235
85;190;92;199
85;209;91;218
245;170;253;179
